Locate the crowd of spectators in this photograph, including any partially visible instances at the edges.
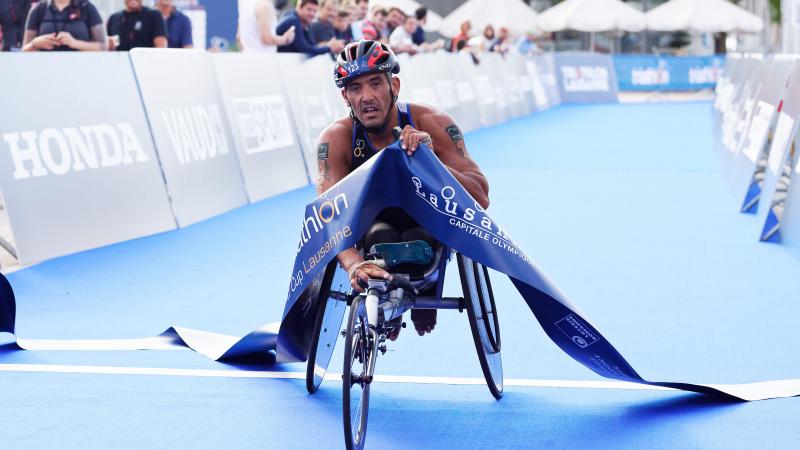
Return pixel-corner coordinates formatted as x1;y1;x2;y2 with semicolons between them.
0;0;542;59
0;0;192;52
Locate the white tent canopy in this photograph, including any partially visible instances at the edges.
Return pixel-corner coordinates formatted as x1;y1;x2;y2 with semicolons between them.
439;0;539;37
645;0;763;33
538;0;645;32
370;0;443;32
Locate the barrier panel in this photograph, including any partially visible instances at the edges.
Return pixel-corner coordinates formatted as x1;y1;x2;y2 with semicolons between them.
0;53;176;264
718;56;768;168
725;58;794;208
554;52;619;104
130;49;248;227
755;62;800;242
455;52;505;127
505;52;539;116
614;55;725;91
535;53;562;108
280;54;347;181
444;54;483;132
212;53;309;202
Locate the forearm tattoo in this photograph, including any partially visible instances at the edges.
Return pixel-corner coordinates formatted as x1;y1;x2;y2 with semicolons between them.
445;124;468;157
316;142;332;190
91;24;108;49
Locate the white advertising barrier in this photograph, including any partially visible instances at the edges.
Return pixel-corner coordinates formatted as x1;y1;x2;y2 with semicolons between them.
483;51;527;120
554;52;619;104
0;53;176;263
713;54;743;136
212;53;309;201
718;56;761;152
525;57;554;111
756;62;800;242
129;49;248;227
725;58;795;208
454;52;505;127
280;54;347;181
414;52;476;130
535;53;562;108
444;53;483;133
718;57;768;167
396;53;441;109
505;52;538;116
780;134;800;257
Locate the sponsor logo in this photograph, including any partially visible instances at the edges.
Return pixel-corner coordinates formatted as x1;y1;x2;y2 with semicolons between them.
555;314;599;349
631;59;670;86
161;104;230;165
688;65;720;85
233;95;294;155
411;176;532;265
2;123;149;180
290;188;352;293
561;65;610;92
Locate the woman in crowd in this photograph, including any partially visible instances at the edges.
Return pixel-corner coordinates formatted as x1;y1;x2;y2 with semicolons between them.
449;20;470;52
22;0;106;51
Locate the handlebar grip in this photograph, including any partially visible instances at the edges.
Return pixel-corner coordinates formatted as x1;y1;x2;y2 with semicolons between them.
392;126;403;141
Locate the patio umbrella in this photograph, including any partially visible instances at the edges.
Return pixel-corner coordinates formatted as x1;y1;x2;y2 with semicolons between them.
439;0;539;37
645;0;763;33
538;0;646;32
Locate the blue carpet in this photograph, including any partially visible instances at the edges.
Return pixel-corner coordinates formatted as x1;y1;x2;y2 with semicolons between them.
2;101;799;448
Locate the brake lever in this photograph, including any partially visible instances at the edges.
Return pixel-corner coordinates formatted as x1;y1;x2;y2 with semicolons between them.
389;274;417;295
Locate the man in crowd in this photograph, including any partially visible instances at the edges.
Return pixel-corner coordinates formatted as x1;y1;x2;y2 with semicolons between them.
383;6;404;38
388;14;418;54
238;0;295;53
349;0;368;40
411;6;426;46
308;0;336;44
333;9;352;44
0;0;31;51
156;0;192;48
107;0;167;50
516;32;541;55
276;0;343;56
360;6;386;42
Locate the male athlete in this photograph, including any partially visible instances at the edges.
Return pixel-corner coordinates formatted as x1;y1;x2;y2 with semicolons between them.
317;40;489;336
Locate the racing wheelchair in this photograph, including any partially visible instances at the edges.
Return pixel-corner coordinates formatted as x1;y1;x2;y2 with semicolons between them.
303;234;503;450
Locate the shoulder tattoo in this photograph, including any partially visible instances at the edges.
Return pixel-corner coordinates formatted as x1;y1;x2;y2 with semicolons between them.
317;142;329;160
445;124;468;158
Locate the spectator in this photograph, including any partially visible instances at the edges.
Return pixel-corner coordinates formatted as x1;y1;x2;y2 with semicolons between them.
450;20;469;52
308;0;336;44
237;0;294;52
516;32;540;55
383;6;404;38
276;0;343;56
360;6;386;42
22;0;106;51
156;0;191;48
349;0;367;40
389;14;417;54
411;6;426;46
469;24;494;51
489;27;509;54
107;0;167;50
333;9;351;43
0;0;31;51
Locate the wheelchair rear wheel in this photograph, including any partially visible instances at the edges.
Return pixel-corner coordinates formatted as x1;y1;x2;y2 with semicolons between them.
457;253;503;399
306;261;349;394
343;295;371;450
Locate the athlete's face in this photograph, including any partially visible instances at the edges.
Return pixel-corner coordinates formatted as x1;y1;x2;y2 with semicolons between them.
343;74;400;129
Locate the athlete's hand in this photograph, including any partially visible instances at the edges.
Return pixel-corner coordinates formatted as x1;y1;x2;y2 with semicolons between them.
347;261;392;293
398;125;433;156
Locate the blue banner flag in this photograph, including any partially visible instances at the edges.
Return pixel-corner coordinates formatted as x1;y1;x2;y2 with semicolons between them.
1;143;799;401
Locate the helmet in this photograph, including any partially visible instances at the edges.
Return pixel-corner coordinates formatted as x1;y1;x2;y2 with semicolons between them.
333;40;400;89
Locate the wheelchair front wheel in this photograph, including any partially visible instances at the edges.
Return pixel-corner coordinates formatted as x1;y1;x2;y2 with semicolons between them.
306;261;349;394
458;254;503;399
343;296;371;450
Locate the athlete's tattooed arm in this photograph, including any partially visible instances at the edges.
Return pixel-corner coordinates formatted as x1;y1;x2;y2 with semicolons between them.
416;107;489;208
316;143;333;192
445;124;469;158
